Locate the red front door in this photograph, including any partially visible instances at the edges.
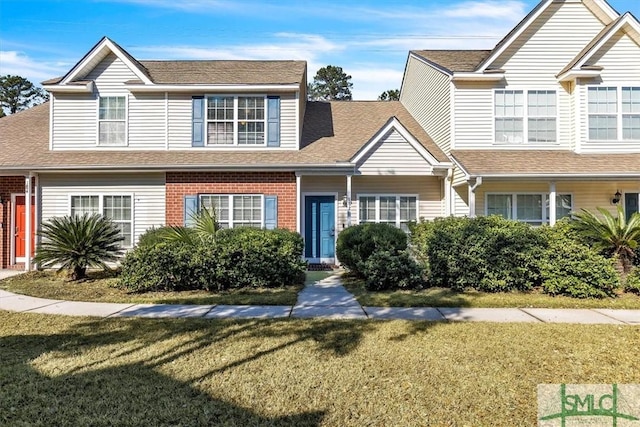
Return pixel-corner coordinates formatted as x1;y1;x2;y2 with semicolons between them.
14;195;35;259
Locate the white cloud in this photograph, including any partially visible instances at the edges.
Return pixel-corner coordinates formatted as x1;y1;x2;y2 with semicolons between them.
443;0;527;20
0;51;69;83
349;67;405;100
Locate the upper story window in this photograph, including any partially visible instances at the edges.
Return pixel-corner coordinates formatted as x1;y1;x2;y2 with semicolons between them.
588;86;640;141
98;96;126;146
495;90;557;144
206;96;265;146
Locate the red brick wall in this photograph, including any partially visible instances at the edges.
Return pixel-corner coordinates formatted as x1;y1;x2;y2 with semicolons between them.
0;177;29;269
165;172;297;231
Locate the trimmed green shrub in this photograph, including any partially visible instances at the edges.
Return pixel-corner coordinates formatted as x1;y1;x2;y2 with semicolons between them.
538;222;620;298
363;251;424;291
624;268;640;295
136;226;173;248
215;227;306;289
119;240;201;292
336;223;408;277
411;216;545;292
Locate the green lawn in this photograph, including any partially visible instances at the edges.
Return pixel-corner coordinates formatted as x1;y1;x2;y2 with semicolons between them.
343;277;640;309
0;270;329;306
1;311;638;426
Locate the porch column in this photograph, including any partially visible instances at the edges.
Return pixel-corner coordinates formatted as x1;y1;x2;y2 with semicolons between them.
346;174;352;227
468;177;482;218
25;174;33;272
549;181;557;226
444;169;453;216
295;173;301;234
34;173;39;268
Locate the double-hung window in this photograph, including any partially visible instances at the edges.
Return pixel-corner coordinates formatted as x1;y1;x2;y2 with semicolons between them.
358;195;418;231
200;194;263;228
486;193;572;225
98;96;126;145
495;89;557;143
588;86;640;140
70;195;133;247
206;96;265;145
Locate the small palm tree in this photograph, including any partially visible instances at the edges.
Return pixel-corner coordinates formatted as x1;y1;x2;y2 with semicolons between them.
162;207;219;245
34;214;124;280
572;206;640;275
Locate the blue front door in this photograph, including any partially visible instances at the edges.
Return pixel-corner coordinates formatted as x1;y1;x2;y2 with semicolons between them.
305;196;335;260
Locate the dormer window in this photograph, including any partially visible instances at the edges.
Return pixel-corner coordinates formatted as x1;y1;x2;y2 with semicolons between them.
206;96;265;145
98;96;126;146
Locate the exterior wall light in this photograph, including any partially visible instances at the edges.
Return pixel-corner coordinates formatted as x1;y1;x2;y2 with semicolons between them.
612;190;622;205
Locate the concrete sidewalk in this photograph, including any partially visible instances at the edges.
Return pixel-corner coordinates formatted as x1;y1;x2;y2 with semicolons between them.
0;273;639;324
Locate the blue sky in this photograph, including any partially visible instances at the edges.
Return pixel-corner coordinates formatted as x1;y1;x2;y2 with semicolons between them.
1;0;638;99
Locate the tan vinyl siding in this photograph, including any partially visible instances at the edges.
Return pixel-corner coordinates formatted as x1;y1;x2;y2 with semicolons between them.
356;129;434;175
475;180;640;217
579;31;640;153
453;186;469;217
51;93;96;149
87;53;139;95
300;175;444;234
39;173;166;245
128;92;167;150
400;56;451;153
167;92;297;150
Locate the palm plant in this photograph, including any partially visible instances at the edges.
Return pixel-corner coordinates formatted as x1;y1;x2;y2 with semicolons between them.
34;214;124;280
162;207;219;245
571;206;640;275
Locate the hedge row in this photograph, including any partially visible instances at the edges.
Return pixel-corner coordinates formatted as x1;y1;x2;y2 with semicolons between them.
338;217;622;298
118;227;306;292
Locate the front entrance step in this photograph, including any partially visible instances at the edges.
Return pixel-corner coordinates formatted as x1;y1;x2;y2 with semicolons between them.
307;263;338;271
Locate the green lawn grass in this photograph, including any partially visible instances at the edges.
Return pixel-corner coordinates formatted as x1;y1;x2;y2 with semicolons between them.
343;276;640;309
0;270;322;306
1;311;638;426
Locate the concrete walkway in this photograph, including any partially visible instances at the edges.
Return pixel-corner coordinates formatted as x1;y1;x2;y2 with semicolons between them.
0;271;639;324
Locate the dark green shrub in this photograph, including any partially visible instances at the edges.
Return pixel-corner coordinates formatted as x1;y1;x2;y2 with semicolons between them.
363;251;424;291
215;227;306;289
137;226;172;248
624;268;640;295
336;223;407;277
35;214;123;280
119;240;200;292
411;216;545;292
538;222;620;298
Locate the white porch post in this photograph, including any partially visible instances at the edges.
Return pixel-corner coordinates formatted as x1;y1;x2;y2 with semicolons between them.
549;181;557;226
346;174;352;227
296;173;301;233
24;174;33;271
444;169;453;216
468;177;482;218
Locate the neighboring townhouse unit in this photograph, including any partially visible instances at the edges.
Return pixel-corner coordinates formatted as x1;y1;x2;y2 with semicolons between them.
401;0;640;226
0;37;452;270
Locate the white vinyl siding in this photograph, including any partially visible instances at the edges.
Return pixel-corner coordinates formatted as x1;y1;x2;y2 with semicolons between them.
400;55;451;153
356;129;435;175
51;93;97;149
128;92;167;150
39;173;165;247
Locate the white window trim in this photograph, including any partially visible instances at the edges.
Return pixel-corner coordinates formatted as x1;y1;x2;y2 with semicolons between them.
356;194;419;229
68;193;135;248
205;94;268;147
587;84;640;142
96;94;128;147
199;194;265;228
484;192;573;225
493;88;559;145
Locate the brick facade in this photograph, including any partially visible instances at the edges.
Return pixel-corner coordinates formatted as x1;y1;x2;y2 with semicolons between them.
0;176;29;269
165;172;297;231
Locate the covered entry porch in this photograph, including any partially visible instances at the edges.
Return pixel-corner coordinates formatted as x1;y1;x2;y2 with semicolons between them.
0;173;38;271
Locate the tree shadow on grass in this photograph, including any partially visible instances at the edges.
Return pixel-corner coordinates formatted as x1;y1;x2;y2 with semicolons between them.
0;317;328;426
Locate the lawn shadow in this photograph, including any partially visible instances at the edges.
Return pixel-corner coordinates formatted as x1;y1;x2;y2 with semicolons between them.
0;318;325;426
